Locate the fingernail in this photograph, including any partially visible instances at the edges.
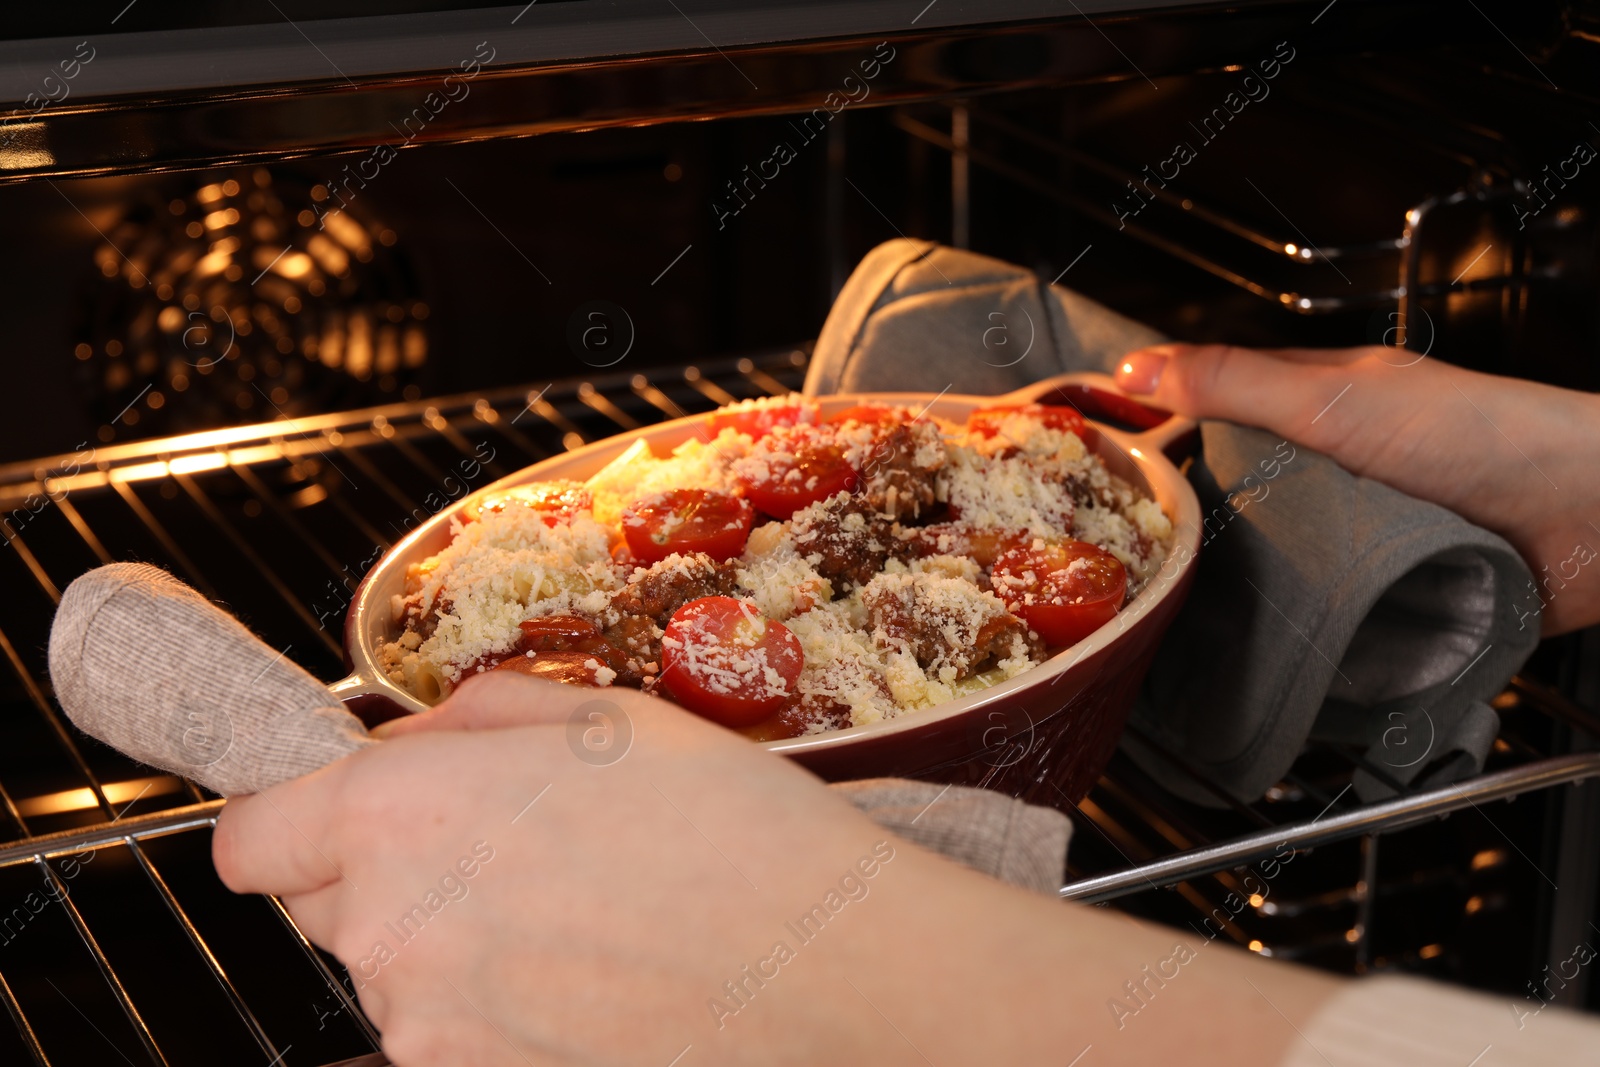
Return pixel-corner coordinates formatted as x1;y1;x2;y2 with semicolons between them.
369;718;402;740
1117;350;1170;395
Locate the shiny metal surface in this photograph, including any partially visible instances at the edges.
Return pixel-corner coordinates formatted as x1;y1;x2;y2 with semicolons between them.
1061;753;1600;903
0;3;1450;185
0;352;808;1064
0;804;221;869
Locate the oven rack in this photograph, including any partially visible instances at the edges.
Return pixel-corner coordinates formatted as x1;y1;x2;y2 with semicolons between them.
1062;750;1600;904
0;348;1586;1063
889;87;1534;319
0;352;808;1066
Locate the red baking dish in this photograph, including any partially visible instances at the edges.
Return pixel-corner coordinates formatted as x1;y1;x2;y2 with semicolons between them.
333;372;1201;806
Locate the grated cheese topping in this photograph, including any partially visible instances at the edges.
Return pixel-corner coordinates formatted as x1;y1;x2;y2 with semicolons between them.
936;444;1079;535
378;399;1174;730
734;523;833;620
377;508;620;697
663;600;792;702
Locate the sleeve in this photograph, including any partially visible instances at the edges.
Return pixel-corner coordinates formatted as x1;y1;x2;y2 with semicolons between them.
1281;973;1600;1067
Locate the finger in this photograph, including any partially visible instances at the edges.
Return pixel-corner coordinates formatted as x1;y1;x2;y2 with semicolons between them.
1115;343;1353;429
373;671;585;739
1120;342;1365;380
212;766;351;897
275;882;343;947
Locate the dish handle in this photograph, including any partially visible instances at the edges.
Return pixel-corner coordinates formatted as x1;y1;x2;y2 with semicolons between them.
327;670;411;729
999;370;1199;463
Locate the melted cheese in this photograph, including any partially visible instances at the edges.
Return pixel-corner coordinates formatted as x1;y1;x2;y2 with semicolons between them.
587;432;751;526
377;508;620;691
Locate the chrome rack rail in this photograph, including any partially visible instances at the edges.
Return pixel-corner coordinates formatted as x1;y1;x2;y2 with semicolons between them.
1062;753;1600;904
0;350;808;1067
895;99;1526;317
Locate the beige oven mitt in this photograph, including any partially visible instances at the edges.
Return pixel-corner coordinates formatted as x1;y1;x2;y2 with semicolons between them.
48;562;1070;896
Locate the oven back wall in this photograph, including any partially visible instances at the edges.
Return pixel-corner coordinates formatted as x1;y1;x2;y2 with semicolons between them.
0;115;838;463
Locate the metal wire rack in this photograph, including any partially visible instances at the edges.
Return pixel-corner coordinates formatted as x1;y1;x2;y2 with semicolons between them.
892;98;1530;319
0;351;808;1066
0;347;1592;1062
1060;676;1600;982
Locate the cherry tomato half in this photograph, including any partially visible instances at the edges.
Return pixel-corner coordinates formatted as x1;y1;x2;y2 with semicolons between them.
703;399;817;441
737;427;859;520
621;489;754;565
659;596;804;727
966;404;1087;441
474;481;591;525
990;539;1127;648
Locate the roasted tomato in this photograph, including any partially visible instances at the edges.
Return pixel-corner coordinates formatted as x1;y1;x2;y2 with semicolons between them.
621;489;754;565
990;539;1127;648
511;615;631;680
659;596;804;727
473;481;591;524
518;614;605;647
966;404;1087;441
703;399;817;440
494;650;608;686
737;426;859;520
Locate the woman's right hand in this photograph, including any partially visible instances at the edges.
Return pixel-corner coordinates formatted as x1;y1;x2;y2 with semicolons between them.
1117;343;1600;634
214;672;1340;1066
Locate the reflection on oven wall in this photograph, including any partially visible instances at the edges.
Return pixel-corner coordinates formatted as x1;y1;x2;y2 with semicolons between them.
7;56;1596;465
0;118;840;463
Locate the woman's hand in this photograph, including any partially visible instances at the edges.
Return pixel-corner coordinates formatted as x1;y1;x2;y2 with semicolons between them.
1117;343;1600;634
213;672;1338;1066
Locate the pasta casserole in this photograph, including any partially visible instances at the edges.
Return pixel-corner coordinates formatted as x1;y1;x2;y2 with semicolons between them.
377;397;1172;739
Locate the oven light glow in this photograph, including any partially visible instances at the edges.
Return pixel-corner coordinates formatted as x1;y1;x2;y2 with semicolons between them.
269;250;315;280
109;460;171;483
1284;243;1298;255
1469;848;1506;870
203;207;241;230
169;453;228;475
14;774;186;819
196;249;233;277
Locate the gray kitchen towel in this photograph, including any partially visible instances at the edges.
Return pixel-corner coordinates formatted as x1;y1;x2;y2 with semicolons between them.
805;239;1540;805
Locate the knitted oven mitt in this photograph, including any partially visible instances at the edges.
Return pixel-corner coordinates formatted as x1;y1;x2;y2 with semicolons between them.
48;562;1070;896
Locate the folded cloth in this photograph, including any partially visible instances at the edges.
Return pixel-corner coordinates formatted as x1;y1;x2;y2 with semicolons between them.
804;239;1540;805
49;562;1070;896
832;779;1072;896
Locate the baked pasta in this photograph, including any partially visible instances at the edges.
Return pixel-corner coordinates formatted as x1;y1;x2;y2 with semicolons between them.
376;396;1173;739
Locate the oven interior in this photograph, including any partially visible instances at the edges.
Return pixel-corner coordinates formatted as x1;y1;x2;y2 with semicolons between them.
2;4;1599;1063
